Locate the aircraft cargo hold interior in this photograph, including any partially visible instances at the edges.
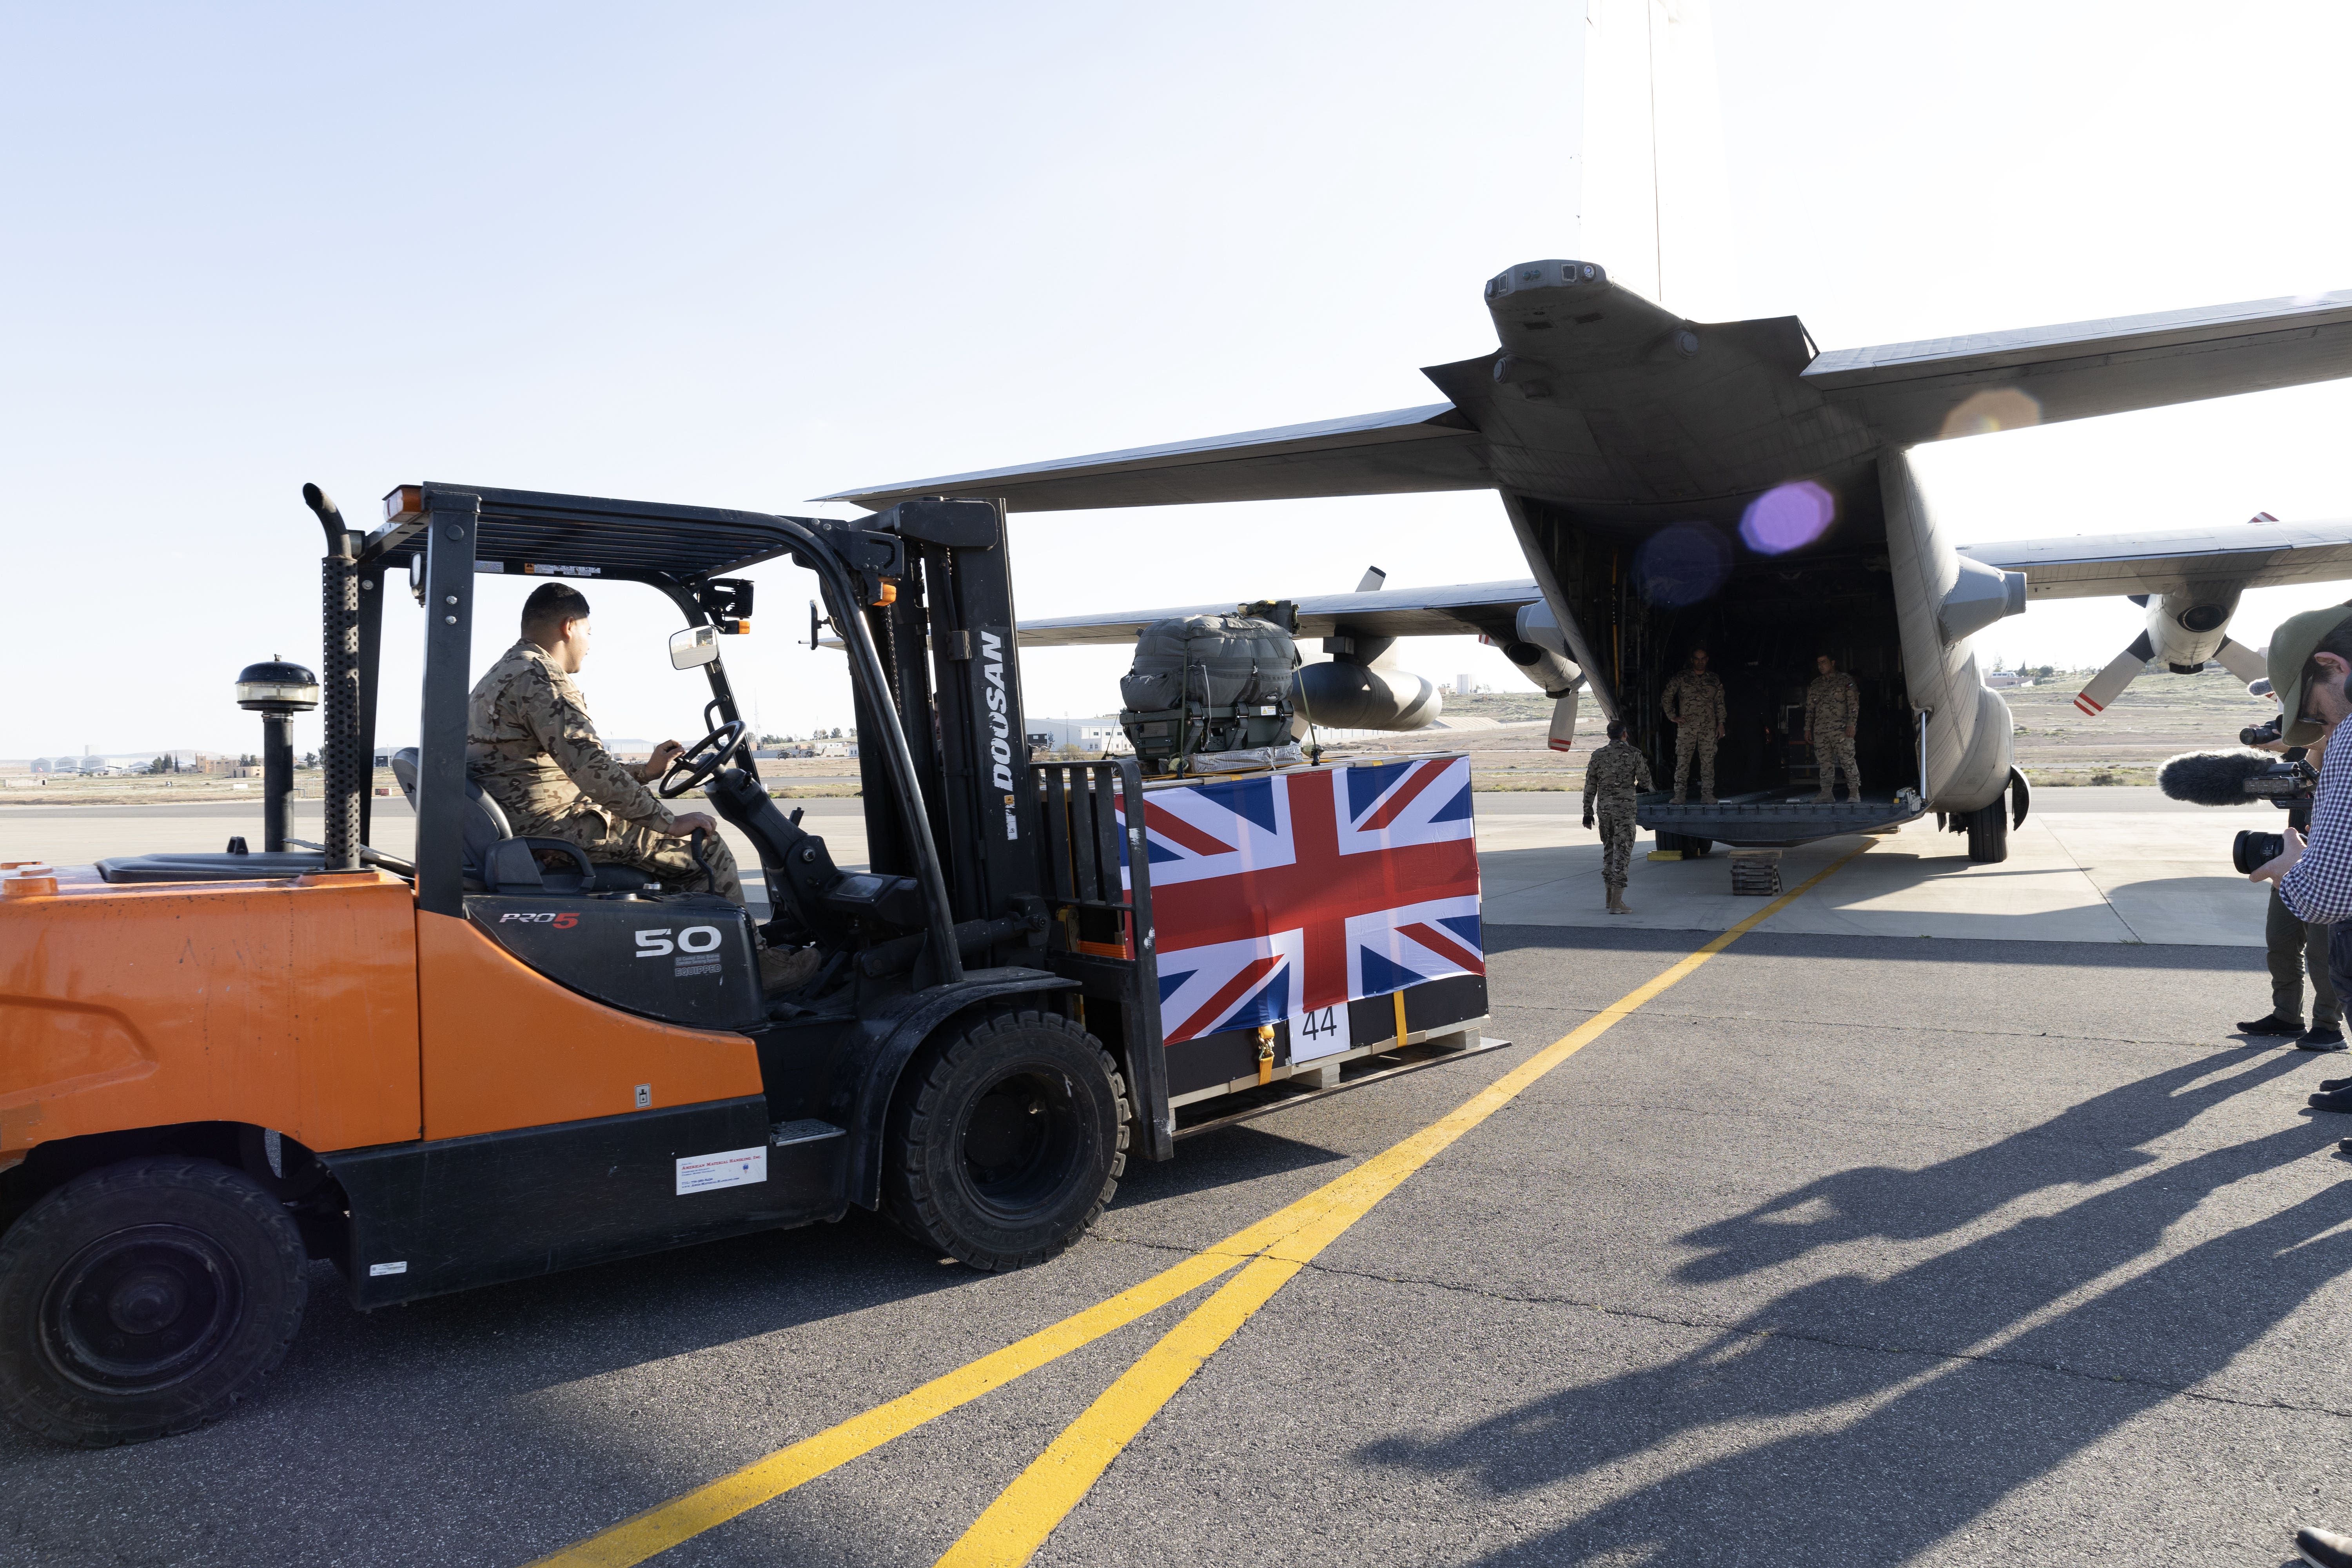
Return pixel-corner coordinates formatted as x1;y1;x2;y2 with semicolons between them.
1517;480;1920;807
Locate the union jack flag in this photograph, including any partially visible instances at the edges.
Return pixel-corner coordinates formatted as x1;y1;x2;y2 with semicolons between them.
1120;757;1483;1045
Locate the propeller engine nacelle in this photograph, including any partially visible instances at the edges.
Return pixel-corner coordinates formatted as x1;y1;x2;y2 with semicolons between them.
1503;601;1587;751
2074;585;2263;715
1293;660;1444;731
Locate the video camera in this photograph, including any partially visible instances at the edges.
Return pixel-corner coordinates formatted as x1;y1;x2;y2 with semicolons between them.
2241;713;2286;749
2156;747;2318;873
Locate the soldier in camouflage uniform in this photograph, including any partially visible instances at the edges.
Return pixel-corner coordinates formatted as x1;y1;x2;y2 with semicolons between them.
1583;719;1655;915
469;583;817;991
1659;648;1727;804
1803;653;1862;802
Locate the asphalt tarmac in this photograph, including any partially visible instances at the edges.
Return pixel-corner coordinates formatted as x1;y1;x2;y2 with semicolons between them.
5;793;2343;1566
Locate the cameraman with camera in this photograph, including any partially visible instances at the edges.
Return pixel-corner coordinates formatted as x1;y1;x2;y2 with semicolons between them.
2246;606;2352;1092
2238;707;2341;1051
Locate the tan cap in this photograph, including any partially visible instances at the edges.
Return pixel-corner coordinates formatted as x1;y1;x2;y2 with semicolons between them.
2266;604;2352;745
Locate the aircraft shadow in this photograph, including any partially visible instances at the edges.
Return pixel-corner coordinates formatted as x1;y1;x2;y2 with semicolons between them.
1357;1053;2352;1564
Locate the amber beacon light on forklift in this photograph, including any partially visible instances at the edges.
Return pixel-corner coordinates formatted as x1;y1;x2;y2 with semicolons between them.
0;482;1218;1447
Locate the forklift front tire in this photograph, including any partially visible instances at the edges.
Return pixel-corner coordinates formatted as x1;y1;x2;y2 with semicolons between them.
882;1010;1130;1270
0;1157;309;1447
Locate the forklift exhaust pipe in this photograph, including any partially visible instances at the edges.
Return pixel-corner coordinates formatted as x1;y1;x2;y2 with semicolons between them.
303;483;365;871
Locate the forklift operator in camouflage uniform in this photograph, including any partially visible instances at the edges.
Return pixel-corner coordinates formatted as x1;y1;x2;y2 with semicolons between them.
468;584;817;992
1582;719;1655;916
1660;648;1726;804
1803;653;1862;803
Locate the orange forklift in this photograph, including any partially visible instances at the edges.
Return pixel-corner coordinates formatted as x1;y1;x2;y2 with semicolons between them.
0;483;1167;1445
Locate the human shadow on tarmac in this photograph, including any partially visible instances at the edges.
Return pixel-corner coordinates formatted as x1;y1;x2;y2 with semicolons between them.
1673;1048;2309;1283
1361;1061;2352;1564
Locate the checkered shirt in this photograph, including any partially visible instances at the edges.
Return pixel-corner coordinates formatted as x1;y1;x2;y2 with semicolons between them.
2282;737;2352;923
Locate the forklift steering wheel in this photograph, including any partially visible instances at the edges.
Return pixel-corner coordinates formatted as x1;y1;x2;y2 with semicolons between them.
656;719;748;799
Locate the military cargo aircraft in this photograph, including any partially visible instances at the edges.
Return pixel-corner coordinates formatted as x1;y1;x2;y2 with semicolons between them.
828;273;2352;863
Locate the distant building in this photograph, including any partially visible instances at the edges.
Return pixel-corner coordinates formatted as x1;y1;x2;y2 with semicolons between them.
1025;717;1133;755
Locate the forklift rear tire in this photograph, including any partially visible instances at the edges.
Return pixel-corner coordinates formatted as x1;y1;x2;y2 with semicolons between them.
882;1010;1130;1271
0;1157;309;1447
1965;798;2009;864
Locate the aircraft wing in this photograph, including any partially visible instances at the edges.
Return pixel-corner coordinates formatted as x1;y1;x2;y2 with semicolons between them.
1016;578;1543;648
820;403;1490;513
1957;518;2352;598
1804;290;2352;445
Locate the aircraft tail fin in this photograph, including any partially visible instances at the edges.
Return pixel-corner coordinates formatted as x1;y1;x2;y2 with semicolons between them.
1577;0;1739;321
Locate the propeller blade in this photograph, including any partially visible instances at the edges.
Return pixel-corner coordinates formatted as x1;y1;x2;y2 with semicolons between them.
1548;688;1579;752
2073;631;2155;716
2213;635;2266;684
1355;565;1387;593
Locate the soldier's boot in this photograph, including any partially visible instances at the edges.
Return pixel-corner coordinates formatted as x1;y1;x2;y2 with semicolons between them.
760;944;823;994
1605;884;1630;915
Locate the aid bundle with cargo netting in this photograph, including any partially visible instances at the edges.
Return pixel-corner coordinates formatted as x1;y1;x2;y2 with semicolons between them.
1120;607;1300;773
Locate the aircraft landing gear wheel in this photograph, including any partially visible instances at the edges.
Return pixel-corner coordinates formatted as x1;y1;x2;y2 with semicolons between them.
0;1158;309;1447
883;1011;1129;1270
1965;798;2009;864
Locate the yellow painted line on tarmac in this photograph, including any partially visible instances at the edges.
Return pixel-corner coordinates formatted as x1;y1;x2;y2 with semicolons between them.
932;842;1873;1568
522;1252;1245;1568
533;843;1867;1568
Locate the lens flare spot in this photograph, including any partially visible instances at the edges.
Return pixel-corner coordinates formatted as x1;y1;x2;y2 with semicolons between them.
1938;387;2042;439
1634;524;1732;608
1738;481;1836;555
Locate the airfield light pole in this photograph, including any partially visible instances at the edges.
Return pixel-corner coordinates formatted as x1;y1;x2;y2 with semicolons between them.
236;658;319;853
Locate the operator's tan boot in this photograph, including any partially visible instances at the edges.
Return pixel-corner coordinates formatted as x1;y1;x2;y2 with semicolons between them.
760;944;822;994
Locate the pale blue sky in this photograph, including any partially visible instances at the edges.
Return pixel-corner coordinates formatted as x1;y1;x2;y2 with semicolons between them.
4;2;2348;757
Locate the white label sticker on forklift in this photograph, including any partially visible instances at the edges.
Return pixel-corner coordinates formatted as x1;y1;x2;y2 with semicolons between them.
1290;1002;1351;1063
677;1146;767;1195
368;1261;408;1277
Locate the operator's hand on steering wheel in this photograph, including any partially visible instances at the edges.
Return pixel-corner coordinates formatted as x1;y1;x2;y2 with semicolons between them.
663;811;719;839
639;739;686;781
655;718;748;799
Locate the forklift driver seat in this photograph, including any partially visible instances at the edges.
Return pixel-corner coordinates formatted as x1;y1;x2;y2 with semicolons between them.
389;748;655;897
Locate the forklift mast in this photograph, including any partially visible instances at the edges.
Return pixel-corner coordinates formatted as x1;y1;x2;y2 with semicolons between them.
847;500;1045;956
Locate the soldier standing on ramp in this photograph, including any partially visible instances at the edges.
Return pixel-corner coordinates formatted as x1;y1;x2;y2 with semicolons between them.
1660;648;1727;804
1804;652;1862;802
1583;719;1655;916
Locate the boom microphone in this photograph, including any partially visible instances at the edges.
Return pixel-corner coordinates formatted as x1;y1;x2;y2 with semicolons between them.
2159;749;2286;806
